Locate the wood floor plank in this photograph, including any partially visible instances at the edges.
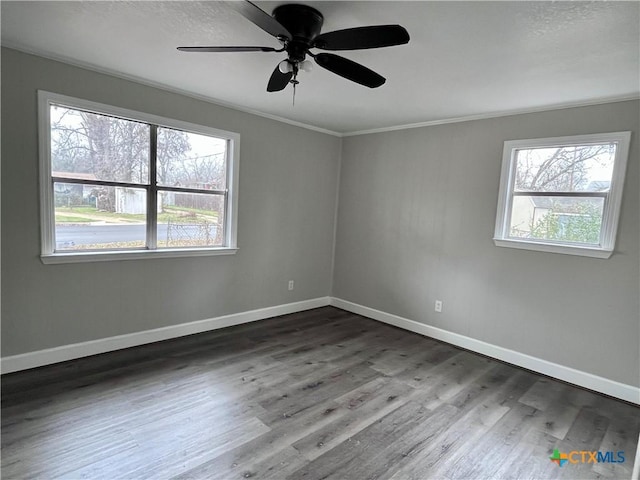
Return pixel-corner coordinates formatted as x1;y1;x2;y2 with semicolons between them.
519;377;571;411
437;402;540;479
293;376;415;460
489;427;560;480
256;361;381;426
398;350;496;408
286;400;449;480
234;446;309;480
66;416;270;480
1;424;139;480
386;367;537;479
385;341;460;380
592;409;639;478
556;407;612;479
365;337;439;376
2;306;638;480
173;399;347;480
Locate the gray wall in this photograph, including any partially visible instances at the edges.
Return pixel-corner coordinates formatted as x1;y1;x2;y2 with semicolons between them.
3;48;638;390
333;101;639;387
1;48;341;356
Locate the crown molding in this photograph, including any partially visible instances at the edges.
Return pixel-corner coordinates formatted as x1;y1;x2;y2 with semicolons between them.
1;43;342;137
342;94;640;137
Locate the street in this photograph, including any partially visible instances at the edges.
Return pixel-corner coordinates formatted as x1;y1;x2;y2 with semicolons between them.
55;224;216;247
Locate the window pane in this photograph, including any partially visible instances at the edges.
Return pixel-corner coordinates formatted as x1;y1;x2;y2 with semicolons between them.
508;196;604;245
157;192;225;248
514;144;616;193
157;127;227;191
50;105;149;184
54;183;147;250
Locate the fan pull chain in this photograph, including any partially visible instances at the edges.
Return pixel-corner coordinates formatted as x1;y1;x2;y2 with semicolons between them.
291;71;300;107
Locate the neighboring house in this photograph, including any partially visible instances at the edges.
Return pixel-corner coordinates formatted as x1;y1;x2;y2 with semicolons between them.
509;180;610;238
116;189;169;215
53;171;153;215
52;171;97;207
115;188;147;215
509;196;552;238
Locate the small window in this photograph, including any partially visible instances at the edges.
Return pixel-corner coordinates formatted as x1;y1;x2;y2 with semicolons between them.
39;91;239;263
494;132;631;258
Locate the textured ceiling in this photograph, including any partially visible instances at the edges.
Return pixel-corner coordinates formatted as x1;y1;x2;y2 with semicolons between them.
2;1;639;134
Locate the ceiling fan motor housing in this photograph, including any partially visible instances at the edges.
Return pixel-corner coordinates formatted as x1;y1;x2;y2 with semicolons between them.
273;4;324;61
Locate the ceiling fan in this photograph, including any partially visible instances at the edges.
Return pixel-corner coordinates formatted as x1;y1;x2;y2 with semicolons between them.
177;1;410;92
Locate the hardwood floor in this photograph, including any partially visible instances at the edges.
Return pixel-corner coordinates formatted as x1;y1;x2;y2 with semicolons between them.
2;306;638;479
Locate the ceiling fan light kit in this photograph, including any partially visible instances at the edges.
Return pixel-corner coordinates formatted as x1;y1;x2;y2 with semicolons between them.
177;1;410;95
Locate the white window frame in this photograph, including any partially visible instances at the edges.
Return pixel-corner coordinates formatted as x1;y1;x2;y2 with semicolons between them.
38;91;240;264
493;131;631;259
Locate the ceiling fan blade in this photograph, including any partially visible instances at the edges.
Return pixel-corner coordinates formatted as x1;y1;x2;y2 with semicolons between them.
177;46;281;53
314;53;385;88
267;64;293;92
313;25;410;51
226;0;292;40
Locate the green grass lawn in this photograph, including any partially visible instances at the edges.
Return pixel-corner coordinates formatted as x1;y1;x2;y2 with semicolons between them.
163;205;216;216
55;214;93;223
56;206;145;222
55;205;218;224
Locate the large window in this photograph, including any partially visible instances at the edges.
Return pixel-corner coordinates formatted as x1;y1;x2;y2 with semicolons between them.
494;132;630;258
39;91;239;263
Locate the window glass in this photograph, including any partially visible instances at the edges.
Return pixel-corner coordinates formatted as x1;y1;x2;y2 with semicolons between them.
157;192;225;248
51;105;149;184
514;144;616;193
157;127;227;191
54;184;147;250
508;196;604;245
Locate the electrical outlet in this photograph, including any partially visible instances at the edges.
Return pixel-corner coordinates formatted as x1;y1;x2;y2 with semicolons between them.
288;280;294;291
435;300;443;313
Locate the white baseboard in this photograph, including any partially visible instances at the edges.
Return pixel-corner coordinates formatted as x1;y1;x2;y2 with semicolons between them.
1;297;331;374
330;297;640;405
4;295;638;405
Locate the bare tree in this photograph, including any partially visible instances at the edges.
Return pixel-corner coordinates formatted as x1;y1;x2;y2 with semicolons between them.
51;107;191;211
172;152;226;188
157;128;191;186
515;144;614;192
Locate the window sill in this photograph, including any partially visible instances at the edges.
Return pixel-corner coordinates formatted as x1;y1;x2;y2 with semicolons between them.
41;247;238;264
493;238;612;259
